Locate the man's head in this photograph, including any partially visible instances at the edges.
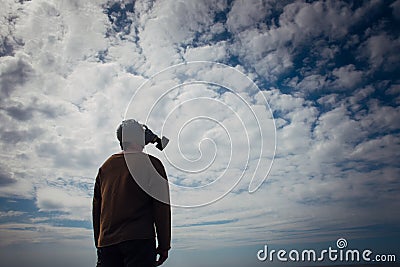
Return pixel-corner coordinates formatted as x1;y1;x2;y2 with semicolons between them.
116;119;145;150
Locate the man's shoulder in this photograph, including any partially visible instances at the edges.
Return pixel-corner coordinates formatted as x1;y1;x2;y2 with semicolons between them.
100;153;124;168
100;152;164;169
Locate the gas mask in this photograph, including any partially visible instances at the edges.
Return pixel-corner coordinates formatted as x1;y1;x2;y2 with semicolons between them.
142;124;169;151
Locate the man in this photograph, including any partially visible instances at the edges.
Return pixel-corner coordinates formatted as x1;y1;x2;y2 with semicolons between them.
92;119;171;267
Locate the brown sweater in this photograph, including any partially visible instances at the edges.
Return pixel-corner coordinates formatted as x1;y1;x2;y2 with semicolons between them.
92;152;171;250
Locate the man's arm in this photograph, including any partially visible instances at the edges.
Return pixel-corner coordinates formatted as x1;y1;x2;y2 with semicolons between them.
151;158;171;265
154;197;171;266
92;169;102;248
153;197;171;250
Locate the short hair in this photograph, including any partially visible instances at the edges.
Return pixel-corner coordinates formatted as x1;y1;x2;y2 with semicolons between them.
116;119;145;150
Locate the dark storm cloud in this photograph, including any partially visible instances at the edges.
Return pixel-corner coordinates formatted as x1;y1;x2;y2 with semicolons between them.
1;99;65;121
3;104;34;121
0;168;16;186
0;2;25;58
0;36;16;57
0;50;61;123
0;55;33;99
0;127;43;144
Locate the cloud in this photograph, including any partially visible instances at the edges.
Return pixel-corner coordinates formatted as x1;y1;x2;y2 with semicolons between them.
0;211;25;218
227;0;376;82
350;134;400;165
331;64;364;89
361;33;400;71
3;103;35;121
0;168;16;186
0;174;34;199
311;105;366;164
183;42;228;62
292;74;328;92
113;0;229;75
386;83;400;95
14;0;109;64
0;127;43;144
391;0;400;19
226;0;273;33
36;185;92;221
0;52;33;99
0;1;21;57
0;222;93;247
282;1;354;40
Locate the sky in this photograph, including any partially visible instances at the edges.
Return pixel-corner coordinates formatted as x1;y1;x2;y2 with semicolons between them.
0;0;399;266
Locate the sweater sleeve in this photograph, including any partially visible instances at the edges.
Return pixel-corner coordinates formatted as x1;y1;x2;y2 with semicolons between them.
92;169;102;248
152;159;171;251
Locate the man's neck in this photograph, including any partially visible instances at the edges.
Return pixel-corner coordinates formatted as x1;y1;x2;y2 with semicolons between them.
123;143;144;153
